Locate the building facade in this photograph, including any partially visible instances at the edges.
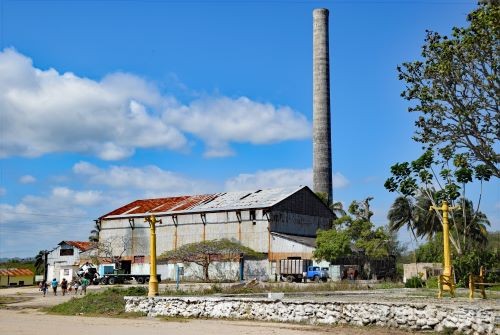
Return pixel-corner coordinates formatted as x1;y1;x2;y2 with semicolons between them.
46;241;95;282
97;186;334;280
0;268;34;287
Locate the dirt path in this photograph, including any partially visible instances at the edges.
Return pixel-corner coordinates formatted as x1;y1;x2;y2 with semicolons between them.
0;309;417;335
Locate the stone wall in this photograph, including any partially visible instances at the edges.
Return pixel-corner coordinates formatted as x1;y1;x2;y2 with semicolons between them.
125;296;498;334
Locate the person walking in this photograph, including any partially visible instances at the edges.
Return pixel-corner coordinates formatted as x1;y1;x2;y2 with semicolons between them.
80;277;89;295
51;278;58;296
61;278;68;296
72;280;80;295
39;281;48;297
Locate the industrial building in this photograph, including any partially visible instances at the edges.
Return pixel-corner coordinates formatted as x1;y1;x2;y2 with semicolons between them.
96;186;334;280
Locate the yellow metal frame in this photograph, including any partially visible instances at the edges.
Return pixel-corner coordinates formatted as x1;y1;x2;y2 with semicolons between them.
469;266;487;299
145;215;159;297
430;201;458;298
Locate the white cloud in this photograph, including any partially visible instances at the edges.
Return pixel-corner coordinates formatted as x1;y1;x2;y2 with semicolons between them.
333;173;349;189
225;168;349;191
0;49;310;160
73;161;213;197
0;186;105;258
167;96;310;157
19;175;36;184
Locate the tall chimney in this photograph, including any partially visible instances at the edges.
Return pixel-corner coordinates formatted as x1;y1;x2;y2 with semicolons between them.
313;8;333;204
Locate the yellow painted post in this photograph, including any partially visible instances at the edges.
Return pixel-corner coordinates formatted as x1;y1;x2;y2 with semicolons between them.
430;201;457;298
145;215;159;297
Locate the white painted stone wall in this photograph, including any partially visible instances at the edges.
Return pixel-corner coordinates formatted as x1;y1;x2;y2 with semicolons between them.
125;296;499;334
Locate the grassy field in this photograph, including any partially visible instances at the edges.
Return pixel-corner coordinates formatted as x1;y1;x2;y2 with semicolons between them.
46;287;147;317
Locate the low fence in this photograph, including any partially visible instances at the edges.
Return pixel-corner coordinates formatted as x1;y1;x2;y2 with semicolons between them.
125;296;498;334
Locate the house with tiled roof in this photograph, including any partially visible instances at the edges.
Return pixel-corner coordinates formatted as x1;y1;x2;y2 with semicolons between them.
97;186;334;281
0;268;34;286
47;241;97;282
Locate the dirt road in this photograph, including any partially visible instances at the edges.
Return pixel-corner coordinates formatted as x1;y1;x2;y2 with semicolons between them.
0;309;417;335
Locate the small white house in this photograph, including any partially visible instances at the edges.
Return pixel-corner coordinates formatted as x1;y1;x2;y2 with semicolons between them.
403;263;442;283
47;241;95;282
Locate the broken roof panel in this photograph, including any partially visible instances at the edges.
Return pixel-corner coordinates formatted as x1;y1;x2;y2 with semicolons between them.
101;186;306;219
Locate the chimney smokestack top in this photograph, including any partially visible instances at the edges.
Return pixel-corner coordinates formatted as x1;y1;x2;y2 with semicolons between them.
313;8;329;17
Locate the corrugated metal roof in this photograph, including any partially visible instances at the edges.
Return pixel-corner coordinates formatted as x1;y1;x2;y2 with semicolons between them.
101;185;307;219
61;241;95;251
0;268;34;276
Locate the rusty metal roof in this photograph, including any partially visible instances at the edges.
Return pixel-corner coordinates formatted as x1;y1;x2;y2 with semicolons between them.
0;268;34;276
61;241;95;251
101;185;307;219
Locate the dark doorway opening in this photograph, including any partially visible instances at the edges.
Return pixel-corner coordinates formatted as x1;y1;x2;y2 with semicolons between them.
120;260;132;274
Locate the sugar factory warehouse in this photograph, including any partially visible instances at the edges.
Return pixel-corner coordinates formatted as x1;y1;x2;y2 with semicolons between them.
96;186;334;280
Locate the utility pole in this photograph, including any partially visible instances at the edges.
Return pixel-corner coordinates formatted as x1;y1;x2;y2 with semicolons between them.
43;250;49;283
430;201;458;298
145;215;160;297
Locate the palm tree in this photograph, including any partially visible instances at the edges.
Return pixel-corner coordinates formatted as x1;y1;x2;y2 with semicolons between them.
452;198;489;250
88;220;100;242
388;193;490;255
34;251;45;274
330;201;346;218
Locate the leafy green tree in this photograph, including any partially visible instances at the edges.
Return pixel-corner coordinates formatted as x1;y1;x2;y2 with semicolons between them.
313;229;352;261
398;2;499;178
385;150;491;255
414;234;443;263
159;239;263;281
315;197;398;261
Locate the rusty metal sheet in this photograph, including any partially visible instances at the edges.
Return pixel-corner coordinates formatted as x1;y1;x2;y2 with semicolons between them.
101;186;306;219
62;241;95;251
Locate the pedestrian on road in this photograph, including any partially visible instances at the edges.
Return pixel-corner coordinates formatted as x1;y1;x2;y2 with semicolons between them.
61;278;68;296
39;281;48;297
73;280;80;295
51;278;58;296
80;277;89;295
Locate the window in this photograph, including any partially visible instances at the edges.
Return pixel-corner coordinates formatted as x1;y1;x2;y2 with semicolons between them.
60;249;74;256
250;209;257;225
134;256;145;263
64;269;70;276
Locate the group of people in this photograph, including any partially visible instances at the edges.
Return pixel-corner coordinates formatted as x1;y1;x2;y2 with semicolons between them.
38;277;90;297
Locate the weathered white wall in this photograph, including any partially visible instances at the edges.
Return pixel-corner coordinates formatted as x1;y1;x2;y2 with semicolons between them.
125;296;498;334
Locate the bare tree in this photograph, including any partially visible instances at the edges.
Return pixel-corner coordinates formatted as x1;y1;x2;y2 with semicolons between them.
160;239;263;281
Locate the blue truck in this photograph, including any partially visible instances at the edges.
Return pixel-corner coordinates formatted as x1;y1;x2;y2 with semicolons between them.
279;259;329;283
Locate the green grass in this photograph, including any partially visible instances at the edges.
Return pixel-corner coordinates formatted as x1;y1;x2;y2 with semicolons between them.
160;281;390;296
46;286;148;317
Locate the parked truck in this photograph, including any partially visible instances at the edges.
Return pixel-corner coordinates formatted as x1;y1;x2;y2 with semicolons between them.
279;259;329;283
77;263;160;285
99;270;161;285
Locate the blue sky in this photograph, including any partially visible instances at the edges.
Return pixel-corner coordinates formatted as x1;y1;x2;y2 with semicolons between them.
0;0;497;258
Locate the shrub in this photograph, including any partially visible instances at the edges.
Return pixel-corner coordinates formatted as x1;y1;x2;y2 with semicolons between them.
405;276;424;288
425;276;439;289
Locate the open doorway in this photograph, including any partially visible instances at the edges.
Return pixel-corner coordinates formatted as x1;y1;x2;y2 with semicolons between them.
120;260;132;274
